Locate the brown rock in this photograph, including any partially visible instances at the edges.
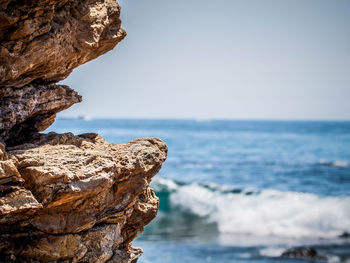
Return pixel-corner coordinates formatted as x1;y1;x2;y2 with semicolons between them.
0;187;42;216
0;143;7;160
0;0;126;87
0;1;166;262
0;132;168;262
0;84;82;145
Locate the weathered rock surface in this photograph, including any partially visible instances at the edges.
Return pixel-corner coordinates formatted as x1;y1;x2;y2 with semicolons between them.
0;132;167;262
0;0;126;87
0;0;125;145
0;84;81;145
0;0;166;262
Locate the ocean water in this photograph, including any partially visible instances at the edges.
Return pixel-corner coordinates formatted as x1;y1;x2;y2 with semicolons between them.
48;119;350;263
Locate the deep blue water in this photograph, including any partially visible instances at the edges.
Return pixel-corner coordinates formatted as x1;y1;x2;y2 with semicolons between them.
48;119;350;263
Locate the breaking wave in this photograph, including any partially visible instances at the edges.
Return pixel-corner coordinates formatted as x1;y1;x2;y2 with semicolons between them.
151;177;350;239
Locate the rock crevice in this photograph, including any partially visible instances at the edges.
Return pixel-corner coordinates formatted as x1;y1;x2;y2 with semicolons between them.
0;84;82;145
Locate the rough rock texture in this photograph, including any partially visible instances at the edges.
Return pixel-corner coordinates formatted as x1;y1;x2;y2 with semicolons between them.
0;84;82;145
0;0;166;262
0;133;167;262
0;0;126;145
0;0;126;87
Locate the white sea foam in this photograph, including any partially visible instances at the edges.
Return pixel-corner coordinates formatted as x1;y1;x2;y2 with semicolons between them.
152;177;179;192
332;160;349;168
327;255;341;263
259;247;285;257
319;159;349;168
156;178;350;239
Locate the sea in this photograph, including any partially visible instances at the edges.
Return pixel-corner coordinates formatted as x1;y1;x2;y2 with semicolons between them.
48;119;350;263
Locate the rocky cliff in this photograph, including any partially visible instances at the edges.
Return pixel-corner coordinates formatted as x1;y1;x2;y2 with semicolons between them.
0;1;167;262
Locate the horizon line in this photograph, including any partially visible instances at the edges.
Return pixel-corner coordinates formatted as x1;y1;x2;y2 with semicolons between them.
56;116;350;122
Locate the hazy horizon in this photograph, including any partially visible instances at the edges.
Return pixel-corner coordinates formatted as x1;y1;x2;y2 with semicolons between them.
59;0;350;120
56;116;350;122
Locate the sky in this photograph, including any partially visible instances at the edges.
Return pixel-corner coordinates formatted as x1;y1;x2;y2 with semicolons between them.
60;0;350;120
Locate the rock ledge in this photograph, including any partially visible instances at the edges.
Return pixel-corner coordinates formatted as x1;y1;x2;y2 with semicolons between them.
0;133;167;262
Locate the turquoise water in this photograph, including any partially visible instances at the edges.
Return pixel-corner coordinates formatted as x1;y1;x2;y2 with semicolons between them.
48;119;350;262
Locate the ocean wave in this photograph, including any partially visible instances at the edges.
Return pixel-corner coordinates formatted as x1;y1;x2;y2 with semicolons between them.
151;177;350;239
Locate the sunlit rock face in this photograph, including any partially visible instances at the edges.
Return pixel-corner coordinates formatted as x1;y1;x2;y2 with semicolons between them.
0;0;167;262
0;0;126;88
0;133;167;262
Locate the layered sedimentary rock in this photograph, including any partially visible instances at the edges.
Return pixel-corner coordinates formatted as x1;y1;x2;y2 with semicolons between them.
0;84;81;145
0;0;166;262
0;0;126;146
0;0;126;87
0;133;167;262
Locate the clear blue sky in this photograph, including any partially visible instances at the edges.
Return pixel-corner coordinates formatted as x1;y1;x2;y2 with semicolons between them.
60;0;350;120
